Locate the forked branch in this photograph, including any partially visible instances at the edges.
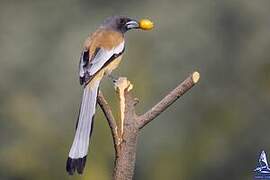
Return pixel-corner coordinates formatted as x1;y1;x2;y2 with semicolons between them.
97;71;200;180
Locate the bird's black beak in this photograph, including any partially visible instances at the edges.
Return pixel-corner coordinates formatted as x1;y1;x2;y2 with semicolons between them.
125;20;139;30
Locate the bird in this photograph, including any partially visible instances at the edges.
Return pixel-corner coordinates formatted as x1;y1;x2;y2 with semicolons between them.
66;16;154;175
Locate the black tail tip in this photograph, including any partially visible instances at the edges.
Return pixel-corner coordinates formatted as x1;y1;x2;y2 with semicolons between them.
66;156;87;175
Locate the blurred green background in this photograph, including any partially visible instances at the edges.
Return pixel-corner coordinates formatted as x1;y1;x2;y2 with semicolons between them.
1;0;270;179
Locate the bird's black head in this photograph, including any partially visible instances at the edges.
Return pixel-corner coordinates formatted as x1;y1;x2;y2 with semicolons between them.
102;16;139;33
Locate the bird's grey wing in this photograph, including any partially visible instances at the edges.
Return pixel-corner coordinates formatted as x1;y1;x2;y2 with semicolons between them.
79;42;125;86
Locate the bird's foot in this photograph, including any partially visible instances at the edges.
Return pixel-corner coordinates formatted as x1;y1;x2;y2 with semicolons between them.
113;77;133;92
108;74;117;84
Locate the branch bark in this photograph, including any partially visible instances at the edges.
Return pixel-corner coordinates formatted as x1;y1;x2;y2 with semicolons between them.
137;71;200;129
97;92;120;153
97;71;200;180
112;91;139;180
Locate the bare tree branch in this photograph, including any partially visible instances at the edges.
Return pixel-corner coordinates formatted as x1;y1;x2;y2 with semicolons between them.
97;91;120;153
97;71;200;180
137;71;200;129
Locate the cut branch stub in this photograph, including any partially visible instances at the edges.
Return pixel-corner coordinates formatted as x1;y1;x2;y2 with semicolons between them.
192;71;200;83
114;77;134;141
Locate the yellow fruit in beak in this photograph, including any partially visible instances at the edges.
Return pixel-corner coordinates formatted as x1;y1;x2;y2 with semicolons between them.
139;19;154;30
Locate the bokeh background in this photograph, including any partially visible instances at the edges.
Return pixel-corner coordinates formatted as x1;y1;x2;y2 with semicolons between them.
1;0;270;179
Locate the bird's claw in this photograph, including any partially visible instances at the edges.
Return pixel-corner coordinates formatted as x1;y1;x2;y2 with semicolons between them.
108;74;118;84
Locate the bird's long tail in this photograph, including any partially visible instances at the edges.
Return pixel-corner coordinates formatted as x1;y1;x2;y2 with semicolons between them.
66;80;100;175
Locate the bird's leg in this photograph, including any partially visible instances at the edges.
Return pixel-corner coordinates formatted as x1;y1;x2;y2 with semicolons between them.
107;74;117;84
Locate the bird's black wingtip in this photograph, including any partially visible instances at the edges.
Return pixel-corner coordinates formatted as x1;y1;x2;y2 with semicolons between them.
66;156;87;175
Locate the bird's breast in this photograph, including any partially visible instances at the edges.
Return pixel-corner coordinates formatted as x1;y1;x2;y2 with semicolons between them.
104;55;123;75
87;55;123;87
